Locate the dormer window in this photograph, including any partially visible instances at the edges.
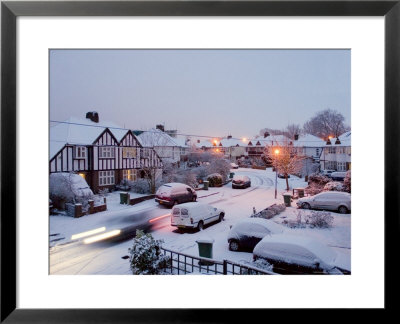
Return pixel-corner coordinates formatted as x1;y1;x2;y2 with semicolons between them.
75;146;86;159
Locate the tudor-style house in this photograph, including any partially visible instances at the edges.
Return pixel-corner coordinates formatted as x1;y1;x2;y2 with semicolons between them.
320;131;351;171
50;112;163;193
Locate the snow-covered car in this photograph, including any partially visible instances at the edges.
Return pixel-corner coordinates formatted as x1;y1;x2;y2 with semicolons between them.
253;234;351;275
321;169;335;178
171;202;225;231
230;162;239;169
330;171;347;181
227;218;284;252
278;173;290;179
296;191;351;214
232;175;251;189
155;183;197;207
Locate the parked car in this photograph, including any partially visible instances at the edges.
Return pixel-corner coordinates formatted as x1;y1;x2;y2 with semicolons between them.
232;175;251;189
230;162;239;169
330;171;347;181
170;202;225;231
296;191;351;214
277;173;290;179
321;169;335;177
227;218;284;252
155;183;197;207
253;234;351;275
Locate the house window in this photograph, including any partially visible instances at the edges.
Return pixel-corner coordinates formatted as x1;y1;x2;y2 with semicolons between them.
141;148;150;158
99;170;115;185
75;146;86;159
122;147;136;158
123;169;137;181
99;147;115;158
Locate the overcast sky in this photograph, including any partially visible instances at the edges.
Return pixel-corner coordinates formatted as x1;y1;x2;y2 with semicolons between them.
50;49;350;139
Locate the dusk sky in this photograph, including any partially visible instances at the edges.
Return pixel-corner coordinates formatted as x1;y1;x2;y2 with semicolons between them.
50;49;350;139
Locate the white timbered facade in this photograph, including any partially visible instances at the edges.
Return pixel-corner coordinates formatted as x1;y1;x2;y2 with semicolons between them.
50;117;163;193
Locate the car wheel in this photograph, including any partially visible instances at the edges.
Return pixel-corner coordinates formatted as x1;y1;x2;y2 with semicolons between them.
229;240;240;251
338;206;348;214
219;213;224;222
197;221;204;231
302;202;311;209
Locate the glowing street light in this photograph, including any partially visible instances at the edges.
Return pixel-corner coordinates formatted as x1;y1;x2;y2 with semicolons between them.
242;137;247;142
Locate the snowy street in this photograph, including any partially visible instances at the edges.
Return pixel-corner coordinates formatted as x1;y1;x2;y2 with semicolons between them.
49;168;351;275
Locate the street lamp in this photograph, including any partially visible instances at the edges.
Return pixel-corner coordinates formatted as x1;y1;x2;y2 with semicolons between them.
274;149;280;199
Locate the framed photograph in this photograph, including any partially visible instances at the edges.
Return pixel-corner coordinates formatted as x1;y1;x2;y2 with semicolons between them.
1;0;398;321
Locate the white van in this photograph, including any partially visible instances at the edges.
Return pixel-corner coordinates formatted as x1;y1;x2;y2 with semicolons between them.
171;202;225;231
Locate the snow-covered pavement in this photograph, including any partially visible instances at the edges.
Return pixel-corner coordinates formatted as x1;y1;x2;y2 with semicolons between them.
49;168;351;275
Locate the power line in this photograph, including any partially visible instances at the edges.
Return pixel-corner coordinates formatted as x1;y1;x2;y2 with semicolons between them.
49;119;334;145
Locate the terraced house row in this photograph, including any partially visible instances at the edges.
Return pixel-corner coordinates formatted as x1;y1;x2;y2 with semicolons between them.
49;112;163;193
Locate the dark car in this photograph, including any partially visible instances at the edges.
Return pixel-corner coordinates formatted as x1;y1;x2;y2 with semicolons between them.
227;218;284;252
253;234;351;275
232;175;251;189
155;183;197;207
278;173;290;179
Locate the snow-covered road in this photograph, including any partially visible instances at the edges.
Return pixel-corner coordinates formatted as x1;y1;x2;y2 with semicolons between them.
49;168;350;275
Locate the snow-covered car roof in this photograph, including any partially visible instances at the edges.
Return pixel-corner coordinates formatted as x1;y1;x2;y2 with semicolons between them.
232;175;249;181
156;182;193;194
228;218;284;241
253;234;337;270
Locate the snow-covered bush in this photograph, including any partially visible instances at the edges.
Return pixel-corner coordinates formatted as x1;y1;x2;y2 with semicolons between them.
305;173;332;195
49;172;94;209
343;170;351;193
129;178;150;194
308;173;331;185
323;181;344;192
128;230;170;275
98;188;109;196
305;211;334;228
206;173;223;187
206;158;230;182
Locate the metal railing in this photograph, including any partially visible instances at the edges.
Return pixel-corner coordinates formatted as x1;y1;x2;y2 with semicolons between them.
160;247;276;275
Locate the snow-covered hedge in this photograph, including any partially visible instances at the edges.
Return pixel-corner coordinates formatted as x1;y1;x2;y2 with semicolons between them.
128;230;170;275
207;173;223;187
323;181;344;192
49;172;94;209
308;173;331;185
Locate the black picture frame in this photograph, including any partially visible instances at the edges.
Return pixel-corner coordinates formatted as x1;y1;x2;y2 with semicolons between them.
1;0;398;322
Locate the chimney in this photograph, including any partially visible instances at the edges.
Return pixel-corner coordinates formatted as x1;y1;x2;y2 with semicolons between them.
86;111;99;123
264;131;270;138
294;134;299;141
156;124;165;132
227;135;232;139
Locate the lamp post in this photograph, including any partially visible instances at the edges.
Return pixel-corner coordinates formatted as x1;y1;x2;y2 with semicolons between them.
274;149;280;199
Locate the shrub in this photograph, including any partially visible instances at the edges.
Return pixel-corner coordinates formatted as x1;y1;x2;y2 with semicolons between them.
128;230;170;275
323;181;344;192
308;173;331;185
305;211;334;228
207;173;223;187
206;158;230;182
129;178;150;194
343;170;351;193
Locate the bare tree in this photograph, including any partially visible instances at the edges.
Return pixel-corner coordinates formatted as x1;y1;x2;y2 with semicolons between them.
285;124;302;139
303;109;350;140
266;142;305;191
